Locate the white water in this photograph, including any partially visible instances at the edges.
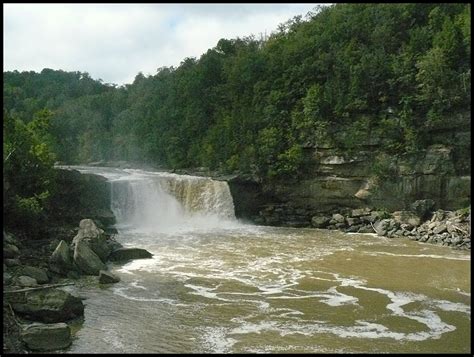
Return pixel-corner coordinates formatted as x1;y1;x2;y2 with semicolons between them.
62;166;470;354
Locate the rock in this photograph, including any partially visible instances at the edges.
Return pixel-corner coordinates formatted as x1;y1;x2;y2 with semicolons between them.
335;222;346;229
5;258;21;267
346;217;360;226
392;211;421;227
311;216;330;228
11;288;84;323
351;208;371;217
332;213;345;224
93;209;116;227
358;226;375;234
99;270;120;284
411;199;435;219
19;266;49;284
4;272;13;285
4;243;20;259
49;240;73;275
431;210;445;222
109;248;153;262
21;323;71;351
105;238;123;252
73;240;106;275
433;224;447;234
373;219;392;236
72;219;104;244
15;276;38;287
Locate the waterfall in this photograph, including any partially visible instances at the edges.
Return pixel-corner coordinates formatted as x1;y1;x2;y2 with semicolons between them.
109;170;237;233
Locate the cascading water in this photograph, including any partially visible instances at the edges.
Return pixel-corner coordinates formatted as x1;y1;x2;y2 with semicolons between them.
109;169;238;233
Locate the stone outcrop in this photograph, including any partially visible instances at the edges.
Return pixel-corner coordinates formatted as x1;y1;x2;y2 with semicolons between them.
21;323;72;351
73;219;111;262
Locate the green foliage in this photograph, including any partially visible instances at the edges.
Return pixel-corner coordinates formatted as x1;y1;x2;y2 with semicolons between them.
3;4;470;183
3;110;57;233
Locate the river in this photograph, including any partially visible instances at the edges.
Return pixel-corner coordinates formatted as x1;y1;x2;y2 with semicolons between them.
62;166;470;353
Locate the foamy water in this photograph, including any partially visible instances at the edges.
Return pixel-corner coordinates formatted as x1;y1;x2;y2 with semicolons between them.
62;166;470;354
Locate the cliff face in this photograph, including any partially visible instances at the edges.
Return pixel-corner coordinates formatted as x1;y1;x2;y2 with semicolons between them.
229;113;471;226
47;169;115;229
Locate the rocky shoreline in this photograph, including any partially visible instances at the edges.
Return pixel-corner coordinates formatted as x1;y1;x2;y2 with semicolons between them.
255;200;471;250
3;219;152;353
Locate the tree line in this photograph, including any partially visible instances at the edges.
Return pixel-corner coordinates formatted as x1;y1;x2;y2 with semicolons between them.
3;3;471;232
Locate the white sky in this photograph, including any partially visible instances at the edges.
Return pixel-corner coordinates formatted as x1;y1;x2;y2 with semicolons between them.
4;3;328;85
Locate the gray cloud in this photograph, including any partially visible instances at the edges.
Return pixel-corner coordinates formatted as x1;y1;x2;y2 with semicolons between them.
4;4;325;84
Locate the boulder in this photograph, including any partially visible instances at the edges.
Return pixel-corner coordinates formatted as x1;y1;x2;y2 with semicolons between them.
4;243;20;259
411;199;435;219
14;276;38;287
332;213;345;224
99;270;120;284
5;258;21;267
73;219;111;262
19;266;49;284
21;323;71;351
433;224;447;234
4;272;13;285
346;217;360;226
351;208;372;217
11;288;84;323
72;219;104;244
311;216;330;228
73;240;106;275
358;226;375;234
109;248;153;262
373;219;392;236
392;211;421;228
49;240;73;275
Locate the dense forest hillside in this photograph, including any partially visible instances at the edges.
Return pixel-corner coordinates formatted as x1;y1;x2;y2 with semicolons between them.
3;3;471;231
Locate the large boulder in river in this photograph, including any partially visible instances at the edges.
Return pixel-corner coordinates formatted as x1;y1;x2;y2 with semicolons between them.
21;322;72;351
49;240;73;275
11;288;84;323
109;248;153;262
73;219;111;262
73;240;106;275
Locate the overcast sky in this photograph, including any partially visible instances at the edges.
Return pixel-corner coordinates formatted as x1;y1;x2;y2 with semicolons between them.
4;3;327;85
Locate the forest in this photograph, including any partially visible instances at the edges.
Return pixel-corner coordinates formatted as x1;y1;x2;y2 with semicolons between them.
3;3;471;233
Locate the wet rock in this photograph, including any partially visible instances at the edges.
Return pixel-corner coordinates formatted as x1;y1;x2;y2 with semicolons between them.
311;216;330;228
99;270;120;284
109;248;153;262
72;219;111;262
73;240;106;276
49;240;73;275
11;288;84;323
19;266;49;284
21;323;71;351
